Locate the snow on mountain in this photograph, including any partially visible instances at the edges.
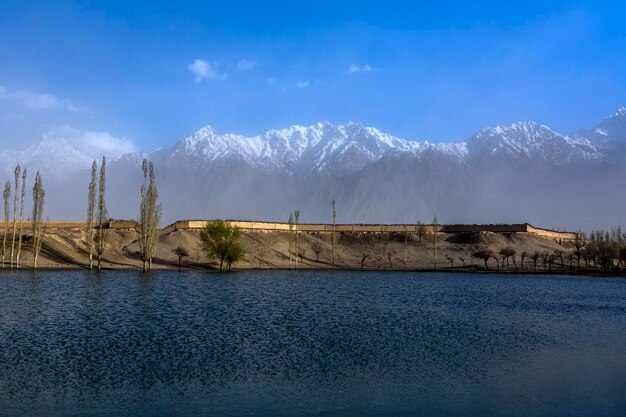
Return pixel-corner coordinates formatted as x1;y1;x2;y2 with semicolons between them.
5;108;625;182
466;121;603;165
592;106;626;141
0;134;93;180
163;118;612;174
2;107;626;230
166;121;470;176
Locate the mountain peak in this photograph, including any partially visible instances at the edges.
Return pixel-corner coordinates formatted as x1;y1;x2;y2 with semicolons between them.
477;120;555;140
340;121;364;129
510;120;550;130
312;121;333;129
194;125;219;137
33;133;72;149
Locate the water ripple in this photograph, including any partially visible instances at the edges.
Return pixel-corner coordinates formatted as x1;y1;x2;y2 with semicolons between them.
0;270;625;416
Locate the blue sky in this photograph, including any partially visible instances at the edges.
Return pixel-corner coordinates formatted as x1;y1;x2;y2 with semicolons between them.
1;0;626;156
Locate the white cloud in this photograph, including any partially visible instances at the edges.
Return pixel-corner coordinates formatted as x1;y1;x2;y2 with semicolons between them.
296;81;310;88
236;60;255;71
55;125;138;159
266;77;276;85
0;85;78;111
347;63;375;74
187;59;227;82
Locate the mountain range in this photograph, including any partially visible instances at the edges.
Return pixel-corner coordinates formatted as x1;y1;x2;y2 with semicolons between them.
1;107;626;230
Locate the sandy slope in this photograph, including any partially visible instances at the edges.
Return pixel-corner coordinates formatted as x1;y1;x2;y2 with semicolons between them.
0;228;575;272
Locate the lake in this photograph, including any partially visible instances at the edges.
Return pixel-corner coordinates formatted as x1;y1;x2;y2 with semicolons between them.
0;270;625;417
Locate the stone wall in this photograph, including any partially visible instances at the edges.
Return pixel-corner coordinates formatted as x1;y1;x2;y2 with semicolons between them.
0;220;139;232
526;225;578;240
0;221;86;230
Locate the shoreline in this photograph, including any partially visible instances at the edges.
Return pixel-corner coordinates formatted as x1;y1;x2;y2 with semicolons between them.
2;225;621;279
1;263;624;278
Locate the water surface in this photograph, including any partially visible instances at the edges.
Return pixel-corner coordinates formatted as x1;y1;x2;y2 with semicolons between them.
0;270;625;416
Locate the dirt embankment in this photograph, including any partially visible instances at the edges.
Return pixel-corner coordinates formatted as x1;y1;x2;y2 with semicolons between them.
0;228;580;272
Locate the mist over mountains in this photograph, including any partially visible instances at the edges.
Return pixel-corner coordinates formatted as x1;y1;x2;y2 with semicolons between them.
1;108;625;231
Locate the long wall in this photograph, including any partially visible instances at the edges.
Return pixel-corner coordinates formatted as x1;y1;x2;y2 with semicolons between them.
164;220;578;240
3;219;577;241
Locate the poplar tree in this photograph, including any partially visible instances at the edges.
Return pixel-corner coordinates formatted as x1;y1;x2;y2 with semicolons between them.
86;160;97;269
16;168;27;268
10;164;20;268
2;181;9;268
31;172;45;269
95;156;108;270
138;159;161;272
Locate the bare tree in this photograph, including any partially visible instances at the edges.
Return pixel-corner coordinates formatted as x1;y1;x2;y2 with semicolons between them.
10;164;20;268
16;168;27;268
311;241;322;262
403;227;408;270
172;246;188;269
294;209;300;270
138;159;161;272
446;255;454;268
86;160;97;269
541;252;549;271
574;234;585;269
2;181;9;268
95;156;108;270
288;212;294;269
520;251;528;270
332;199;336;268
361;253;369;270
499;247;516;270
472;248;493;270
554;249;565;268
415;220;426;243
257;249;266;267
458;256;466;267
567;252;575;269
381;231;390;270
530;251;541;271
31;171;45;269
432;215;439;270
297;247;306;263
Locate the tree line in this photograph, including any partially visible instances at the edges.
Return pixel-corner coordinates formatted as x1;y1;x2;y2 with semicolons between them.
84;157;162;271
82;157;243;272
1;165;46;269
4;157;622;273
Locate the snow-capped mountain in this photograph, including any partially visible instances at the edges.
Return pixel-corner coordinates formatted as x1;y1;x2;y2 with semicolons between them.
166;121;435;175
160;117;612;175
466;121;603;166
0;134;93;180
1;107;625;230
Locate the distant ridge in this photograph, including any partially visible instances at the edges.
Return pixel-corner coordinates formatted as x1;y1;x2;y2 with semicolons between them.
0;107;625;230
